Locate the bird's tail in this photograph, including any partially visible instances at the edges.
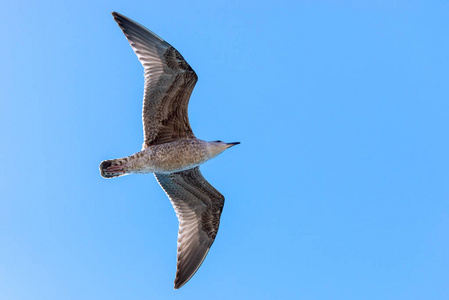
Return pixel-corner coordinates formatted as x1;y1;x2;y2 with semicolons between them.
99;158;129;178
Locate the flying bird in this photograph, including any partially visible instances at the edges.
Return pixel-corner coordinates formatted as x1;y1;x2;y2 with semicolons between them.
100;12;239;289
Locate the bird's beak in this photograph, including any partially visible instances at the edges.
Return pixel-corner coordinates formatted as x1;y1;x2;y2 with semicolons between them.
226;142;240;147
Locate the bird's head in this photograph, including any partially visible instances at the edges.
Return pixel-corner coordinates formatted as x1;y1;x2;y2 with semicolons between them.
207;140;240;158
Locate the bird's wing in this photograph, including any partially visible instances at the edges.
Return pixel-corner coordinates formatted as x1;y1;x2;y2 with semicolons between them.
154;167;225;289
112;12;197;148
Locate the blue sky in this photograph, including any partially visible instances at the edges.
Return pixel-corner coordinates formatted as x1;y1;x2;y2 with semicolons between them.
1;0;448;299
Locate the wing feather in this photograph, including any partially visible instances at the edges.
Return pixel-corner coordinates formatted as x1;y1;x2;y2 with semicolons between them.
154;167;225;289
112;12;198;148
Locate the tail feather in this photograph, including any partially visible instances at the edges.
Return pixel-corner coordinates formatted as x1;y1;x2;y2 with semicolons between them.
100;158;129;178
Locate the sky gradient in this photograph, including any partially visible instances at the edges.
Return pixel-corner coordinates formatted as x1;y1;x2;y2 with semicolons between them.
1;0;449;299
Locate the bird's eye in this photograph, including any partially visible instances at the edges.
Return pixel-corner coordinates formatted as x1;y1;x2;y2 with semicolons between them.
214;140;222;143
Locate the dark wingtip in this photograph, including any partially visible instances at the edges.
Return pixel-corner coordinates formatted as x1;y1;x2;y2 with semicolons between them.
173;278;186;290
111;12;120;25
174;272;185;289
111;11;126;24
173;280;181;290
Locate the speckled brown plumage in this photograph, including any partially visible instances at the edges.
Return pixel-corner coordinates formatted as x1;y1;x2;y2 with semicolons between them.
155;167;224;289
112;12;197;148
100;12;239;290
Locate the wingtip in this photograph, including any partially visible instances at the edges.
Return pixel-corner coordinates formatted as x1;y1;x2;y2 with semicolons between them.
111;11;120;24
173;283;182;290
111;11;127;23
173;272;189;289
111;11;122;21
173;279;186;290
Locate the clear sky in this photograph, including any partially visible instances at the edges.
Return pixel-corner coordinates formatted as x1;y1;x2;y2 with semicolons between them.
1;0;448;299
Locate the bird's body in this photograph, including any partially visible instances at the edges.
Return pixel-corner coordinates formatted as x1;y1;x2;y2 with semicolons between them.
99;12;239;289
101;138;234;177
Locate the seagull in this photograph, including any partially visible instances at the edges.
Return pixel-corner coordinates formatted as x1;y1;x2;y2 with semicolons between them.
99;12;239;289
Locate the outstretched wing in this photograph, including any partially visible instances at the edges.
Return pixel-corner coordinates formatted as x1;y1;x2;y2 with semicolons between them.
154;167;225;289
112;12;197;148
